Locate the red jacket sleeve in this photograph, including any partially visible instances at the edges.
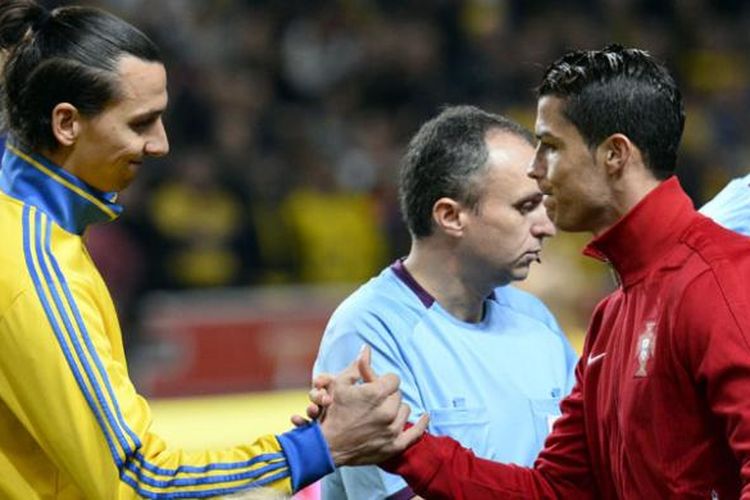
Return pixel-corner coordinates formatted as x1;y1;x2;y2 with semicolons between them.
381;356;598;499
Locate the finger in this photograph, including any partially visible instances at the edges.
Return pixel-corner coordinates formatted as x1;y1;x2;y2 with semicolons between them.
308;387;332;406
312;373;334;389
290;414;309;427
308;387;322;403
388;402;412;436
337;353;365;385
305;402;322;420
393;413;430;451
375;391;403;425
357;345;376;383
357;345;377;383
375;372;401;396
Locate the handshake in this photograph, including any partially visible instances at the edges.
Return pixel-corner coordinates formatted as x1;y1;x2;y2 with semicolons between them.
291;346;430;467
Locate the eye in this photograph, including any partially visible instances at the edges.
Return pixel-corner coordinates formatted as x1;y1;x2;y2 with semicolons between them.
515;195;543;214
535;137;560;154
130;116;159;133
518;201;536;214
133;121;153;132
540;141;556;152
130;121;150;132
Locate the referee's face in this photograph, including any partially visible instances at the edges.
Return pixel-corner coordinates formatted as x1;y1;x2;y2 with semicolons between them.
458;130;555;286
64;56;170;192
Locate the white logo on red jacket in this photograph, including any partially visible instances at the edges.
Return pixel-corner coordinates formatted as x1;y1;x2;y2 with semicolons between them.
635;321;656;377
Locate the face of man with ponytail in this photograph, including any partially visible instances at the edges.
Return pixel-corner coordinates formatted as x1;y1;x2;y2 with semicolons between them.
0;0;169;191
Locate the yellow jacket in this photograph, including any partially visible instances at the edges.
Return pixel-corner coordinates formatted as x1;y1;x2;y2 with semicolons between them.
0;143;333;499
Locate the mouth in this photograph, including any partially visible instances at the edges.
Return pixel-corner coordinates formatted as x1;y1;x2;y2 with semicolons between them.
523;249;543;264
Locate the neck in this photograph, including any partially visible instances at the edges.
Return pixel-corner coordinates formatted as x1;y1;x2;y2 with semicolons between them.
403;239;495;323
591;170;663;237
41;146;73;172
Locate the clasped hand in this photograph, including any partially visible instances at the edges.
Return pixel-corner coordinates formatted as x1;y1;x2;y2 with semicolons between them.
292;346;429;466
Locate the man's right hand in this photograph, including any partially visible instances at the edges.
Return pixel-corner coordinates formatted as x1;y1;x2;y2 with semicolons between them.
315;346;429;466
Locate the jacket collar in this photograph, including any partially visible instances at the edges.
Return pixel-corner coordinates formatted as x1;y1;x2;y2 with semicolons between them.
583;176;696;288
0;142;122;235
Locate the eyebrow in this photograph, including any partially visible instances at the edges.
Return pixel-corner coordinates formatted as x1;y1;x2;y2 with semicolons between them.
535;130;556;141
129;108;165;122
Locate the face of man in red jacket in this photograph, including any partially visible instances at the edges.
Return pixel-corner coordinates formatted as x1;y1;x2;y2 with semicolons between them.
528;95;619;235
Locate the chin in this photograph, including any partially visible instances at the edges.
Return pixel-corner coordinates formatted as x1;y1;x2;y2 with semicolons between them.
117;173;139;191
550;213;576;232
510;269;530;282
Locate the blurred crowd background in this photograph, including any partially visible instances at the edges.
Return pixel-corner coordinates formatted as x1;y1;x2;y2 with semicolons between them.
35;0;750;395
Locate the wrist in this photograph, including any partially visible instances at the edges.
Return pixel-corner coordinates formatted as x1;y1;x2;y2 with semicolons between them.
320;419;347;466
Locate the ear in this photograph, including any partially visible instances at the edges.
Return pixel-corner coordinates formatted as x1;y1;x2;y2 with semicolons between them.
432;197;466;237
50;103;82;147
598;133;633;178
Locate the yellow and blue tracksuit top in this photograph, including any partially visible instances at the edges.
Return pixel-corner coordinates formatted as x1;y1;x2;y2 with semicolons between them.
0;143;334;499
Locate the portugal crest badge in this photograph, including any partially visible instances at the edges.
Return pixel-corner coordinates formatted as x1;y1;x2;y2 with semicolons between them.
635;321;656;377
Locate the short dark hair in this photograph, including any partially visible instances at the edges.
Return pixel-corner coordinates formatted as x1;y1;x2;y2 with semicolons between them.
538;44;684;179
0;0;161;151
399;105;534;238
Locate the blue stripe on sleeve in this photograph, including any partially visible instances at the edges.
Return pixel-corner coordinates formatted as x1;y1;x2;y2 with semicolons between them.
21;207;123;466
276;422;335;492
44;222;141;454
131;451;286;476
123;458;288;488
36;214;134;461
120;467;291;499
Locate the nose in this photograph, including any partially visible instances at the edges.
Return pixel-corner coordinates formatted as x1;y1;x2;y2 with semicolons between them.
531;206;556;239
144;118;170;157
526;148;546;181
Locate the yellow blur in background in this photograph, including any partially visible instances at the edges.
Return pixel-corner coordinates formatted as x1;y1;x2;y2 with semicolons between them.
150;390;310;451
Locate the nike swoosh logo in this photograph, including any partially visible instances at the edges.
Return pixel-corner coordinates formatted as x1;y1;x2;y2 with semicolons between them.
587;352;607;365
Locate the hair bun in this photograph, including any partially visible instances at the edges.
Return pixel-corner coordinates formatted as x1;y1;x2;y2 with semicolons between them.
0;1;50;49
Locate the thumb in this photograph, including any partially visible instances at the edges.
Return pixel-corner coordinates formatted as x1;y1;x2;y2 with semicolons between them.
358;344;377;383
339;349;365;385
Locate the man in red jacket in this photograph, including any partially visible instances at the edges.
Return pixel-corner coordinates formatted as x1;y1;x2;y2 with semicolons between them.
314;45;750;498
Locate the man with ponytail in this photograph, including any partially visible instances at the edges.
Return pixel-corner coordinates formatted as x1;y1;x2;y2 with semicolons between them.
0;2;426;498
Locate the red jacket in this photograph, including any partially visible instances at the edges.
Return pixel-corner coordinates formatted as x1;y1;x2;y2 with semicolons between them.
382;177;750;499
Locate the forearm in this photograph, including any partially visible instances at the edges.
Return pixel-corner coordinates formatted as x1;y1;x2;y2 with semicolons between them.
380;356;597;499
381;432;559;500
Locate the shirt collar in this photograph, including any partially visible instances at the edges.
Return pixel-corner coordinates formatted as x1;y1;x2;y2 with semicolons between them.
390;258;435;307
0;142;122;234
583;176;696;287
389;258;497;308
